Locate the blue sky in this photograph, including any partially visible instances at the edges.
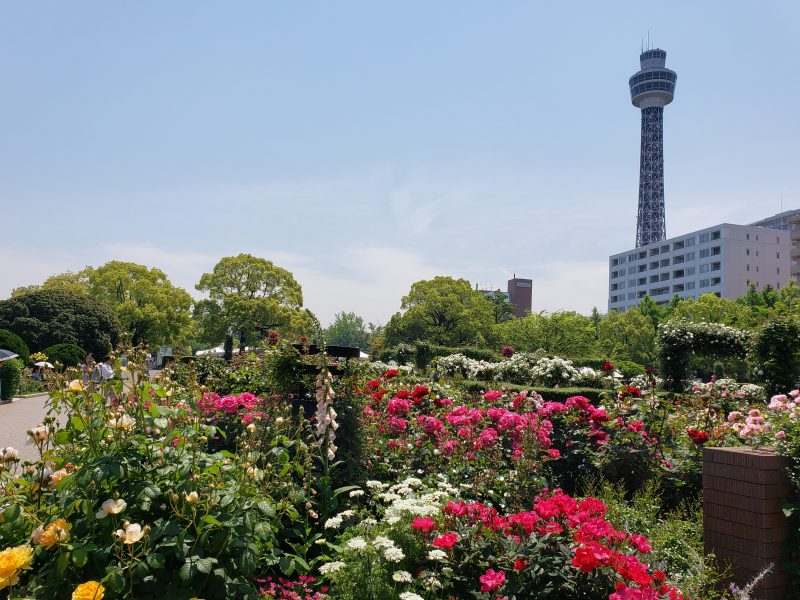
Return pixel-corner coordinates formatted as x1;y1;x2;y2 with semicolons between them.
1;2;798;326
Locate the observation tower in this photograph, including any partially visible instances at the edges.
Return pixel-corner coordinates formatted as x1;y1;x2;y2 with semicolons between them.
630;48;677;247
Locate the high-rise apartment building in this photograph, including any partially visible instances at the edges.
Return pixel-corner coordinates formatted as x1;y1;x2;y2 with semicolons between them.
609;223;790;311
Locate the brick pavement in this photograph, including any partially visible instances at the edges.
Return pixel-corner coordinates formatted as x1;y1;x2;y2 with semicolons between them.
0;393;52;463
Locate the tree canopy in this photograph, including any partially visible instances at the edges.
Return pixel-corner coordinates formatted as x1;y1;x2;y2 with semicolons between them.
14;262;195;348
324;312;373;350
195;254;310;346
0;289;121;357
384;277;495;347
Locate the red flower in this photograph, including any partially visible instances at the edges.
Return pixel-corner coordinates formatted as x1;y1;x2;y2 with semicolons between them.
687;428;709;445
385;369;399;379
479;569;506;593
602;361;615;372
513;558;527;571
432;532;458;549
501;345;515;357
411;517;437;535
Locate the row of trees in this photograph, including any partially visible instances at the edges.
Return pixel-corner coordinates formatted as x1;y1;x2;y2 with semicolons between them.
1;254;315;356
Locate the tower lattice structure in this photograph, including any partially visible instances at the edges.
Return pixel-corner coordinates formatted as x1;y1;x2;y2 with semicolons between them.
630;48;677;248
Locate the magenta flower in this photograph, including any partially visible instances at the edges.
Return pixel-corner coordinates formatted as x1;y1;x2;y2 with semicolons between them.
479;568;506;592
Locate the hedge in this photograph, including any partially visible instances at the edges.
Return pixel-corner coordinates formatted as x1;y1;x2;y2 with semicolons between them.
457;380;607;404
0;328;30;364
44;343;88;368
0;358;24;401
380;343;501;366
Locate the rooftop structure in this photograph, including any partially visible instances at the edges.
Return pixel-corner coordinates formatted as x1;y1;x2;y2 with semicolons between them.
630;48;677;248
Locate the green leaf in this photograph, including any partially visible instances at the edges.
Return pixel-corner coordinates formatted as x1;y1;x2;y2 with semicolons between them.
57;550;71;573
147;553;166;569
202;515;223;527
106;570;125;593
2;504;20;522
278;555;295;576
72;547;88;567
69;415;86;431
179;559;194;581
195;556;217;574
257;500;275;517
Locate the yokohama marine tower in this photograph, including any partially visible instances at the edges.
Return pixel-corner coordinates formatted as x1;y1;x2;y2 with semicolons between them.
630;49;677;248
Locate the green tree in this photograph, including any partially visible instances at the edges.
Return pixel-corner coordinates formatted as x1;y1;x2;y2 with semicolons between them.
670;293;749;327
86;262;193;348
325;312;372;350
635;295;666;330
596;309;657;366
195;254;307;348
487;291;515;323
384;277;495;347
0;289;121;356
494;311;597;357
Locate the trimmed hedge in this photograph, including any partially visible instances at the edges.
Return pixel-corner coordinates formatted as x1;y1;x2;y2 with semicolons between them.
0;358;24;401
380;343;501;366
0;328;30;364
44;343;88;368
457;380;607;404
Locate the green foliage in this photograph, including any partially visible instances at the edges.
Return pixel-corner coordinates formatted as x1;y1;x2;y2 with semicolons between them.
383;276;495;347
44;343;88;367
0;289;121;356
324;311;372;350
379;343;501;366
0;357;24;400
752;317;800;395
597;309;657;366
0;328;30;363
195;253;309;347
614;360;646;378
494;310;597;356
457;380;606;403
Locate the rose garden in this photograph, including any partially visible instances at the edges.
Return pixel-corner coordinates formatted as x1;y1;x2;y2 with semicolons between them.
1;258;800;599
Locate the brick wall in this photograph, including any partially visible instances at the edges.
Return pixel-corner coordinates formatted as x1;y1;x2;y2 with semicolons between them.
703;446;794;600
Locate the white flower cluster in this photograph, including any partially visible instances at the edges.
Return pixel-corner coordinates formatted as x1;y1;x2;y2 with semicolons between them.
431;352;581;387
378;477;458;524
709;378;766;404
629;373;664;390
315;370;338;461
368;360;414;375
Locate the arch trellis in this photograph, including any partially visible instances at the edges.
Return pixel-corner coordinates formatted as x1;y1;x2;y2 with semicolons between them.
657;320;751;392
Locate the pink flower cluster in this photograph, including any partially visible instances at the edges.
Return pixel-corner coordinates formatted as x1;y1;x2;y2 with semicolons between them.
726;408;769;440
197;392;266;424
256;575;327;599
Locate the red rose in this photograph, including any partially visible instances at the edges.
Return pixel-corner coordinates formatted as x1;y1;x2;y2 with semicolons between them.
432;532;458;549
479;569;506;592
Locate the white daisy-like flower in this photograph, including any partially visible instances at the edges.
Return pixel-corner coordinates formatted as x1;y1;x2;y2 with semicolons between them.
384;547;405;562
392;570;413;583
324;515;343;529
319;561;347;575
427;549;447;561
399;593;424;600
346;537;368;550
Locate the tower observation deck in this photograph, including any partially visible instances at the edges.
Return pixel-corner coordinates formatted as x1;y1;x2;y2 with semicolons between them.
630;48;677;247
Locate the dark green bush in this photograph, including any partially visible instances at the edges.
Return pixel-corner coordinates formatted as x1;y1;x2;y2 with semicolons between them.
458;380;606;404
753;317;800;395
381;343;502;366
0;328;29;364
614;360;646;379
44;343;88;367
0;358;24;401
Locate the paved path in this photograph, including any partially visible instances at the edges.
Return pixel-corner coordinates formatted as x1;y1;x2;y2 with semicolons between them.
0;394;51;463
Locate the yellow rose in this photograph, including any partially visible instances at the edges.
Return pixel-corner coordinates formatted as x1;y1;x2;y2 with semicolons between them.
68;380;83;392
0;544;33;590
38;519;71;549
72;580;105;600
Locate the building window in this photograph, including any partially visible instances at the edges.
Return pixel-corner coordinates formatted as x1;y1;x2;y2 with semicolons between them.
746;249;750;256
686;281;695;290
756;265;759;272
673;284;685;292
619;282;625;289
673;241;685;250
660;245;670;253
686;252;695;260
686;266;696;275
711;262;721;271
700;248;710;258
747;264;750;271
611;271;618;279
638;277;646;286
649;248;659;257
660;273;670;282
650;275;659;284
629;279;635;287
778;267;781;275
686;237;696;246
660;259;670;268
611;283;618;291
711;277;721;286
746;233;750;241
639;265;647;273
700;233;710;243
611;258;619;266
638;291;647;298
700;264;709;273
650;262;659;270
711;246;721;256
638;251;647;260
619;256;626;264
711;230;721;240
628;254;636;262
777;252;780;259
700;279;710;288
629;266;636;274
673;269;684;278
673;255;684;264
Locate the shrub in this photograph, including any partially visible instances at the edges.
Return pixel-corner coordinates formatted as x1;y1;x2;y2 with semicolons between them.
614;360;646;379
752;317;800;396
0;358;24;401
44;343;87;367
0;328;30;364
